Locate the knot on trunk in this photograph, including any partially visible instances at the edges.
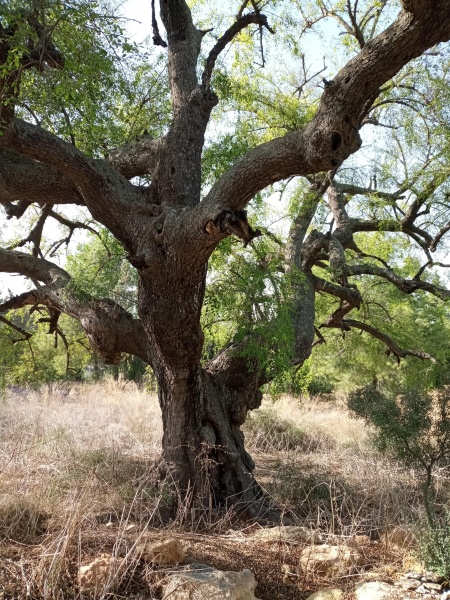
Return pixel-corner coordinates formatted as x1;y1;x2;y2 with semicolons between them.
206;210;261;246
206;340;263;425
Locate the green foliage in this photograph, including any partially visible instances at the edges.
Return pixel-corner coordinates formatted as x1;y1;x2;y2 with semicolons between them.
0;227;145;386
0;309;90;385
348;385;450;527
266;358;313;399
1;0;170;152
311;253;450;394
420;511;450;578
348;386;450;466
143;365;157;393
121;354;146;382
307;374;335;396
202;232;296;377
350;387;427;460
67;228;137;313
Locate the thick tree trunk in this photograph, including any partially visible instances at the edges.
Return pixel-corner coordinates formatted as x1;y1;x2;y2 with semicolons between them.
155;365;263;512
137;263;277;520
154;360;281;520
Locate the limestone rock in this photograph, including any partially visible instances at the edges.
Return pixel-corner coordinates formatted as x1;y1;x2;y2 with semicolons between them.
138;538;185;566
380;524;417;549
423;571;445;584
354;581;400;600
299;544;361;577
360;571;388;582
305;588;343;600
394;577;421;591
162;566;260;600
251;525;323;544
79;553;123;593
422;581;442;591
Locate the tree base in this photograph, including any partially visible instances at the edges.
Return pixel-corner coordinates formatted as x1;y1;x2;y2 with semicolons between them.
153;455;294;527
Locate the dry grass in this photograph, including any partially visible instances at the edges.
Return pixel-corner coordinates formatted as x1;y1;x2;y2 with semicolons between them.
0;382;442;599
247;395;422;536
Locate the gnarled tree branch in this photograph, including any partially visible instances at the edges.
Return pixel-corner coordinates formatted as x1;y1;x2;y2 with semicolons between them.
339;319;437;364
107;135;165;180
2;119;104;189
347;263;450;301
0;150;85;211
0;249;152;366
0;314;32;343
313;275;362;307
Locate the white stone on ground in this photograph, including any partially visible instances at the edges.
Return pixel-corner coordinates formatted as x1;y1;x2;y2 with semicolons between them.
299;544;362;577
162;566;260;600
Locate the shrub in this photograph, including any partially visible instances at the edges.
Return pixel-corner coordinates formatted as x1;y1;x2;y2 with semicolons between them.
420;510;450;578
348;385;450;527
308;375;335;396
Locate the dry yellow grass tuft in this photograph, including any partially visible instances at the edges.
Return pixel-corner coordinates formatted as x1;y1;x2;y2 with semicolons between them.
269;394;369;448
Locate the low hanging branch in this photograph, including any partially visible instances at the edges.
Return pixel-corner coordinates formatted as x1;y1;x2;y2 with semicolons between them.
0;248;153;366
9;203;51;257
347;263;450;300
317;303;438;365
312;275;362;308
342;319;437;364
312;326;326;348
298;175;450;367
37;307;60;335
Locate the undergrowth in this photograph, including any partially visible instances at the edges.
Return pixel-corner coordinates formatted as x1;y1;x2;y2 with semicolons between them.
0;382;448;598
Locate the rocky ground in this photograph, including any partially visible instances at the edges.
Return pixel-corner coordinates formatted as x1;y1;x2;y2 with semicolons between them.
1;522;446;599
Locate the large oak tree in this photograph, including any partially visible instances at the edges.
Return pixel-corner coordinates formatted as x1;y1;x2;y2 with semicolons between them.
1;0;450;519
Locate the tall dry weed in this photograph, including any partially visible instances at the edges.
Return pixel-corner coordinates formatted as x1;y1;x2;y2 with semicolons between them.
0;381;162;539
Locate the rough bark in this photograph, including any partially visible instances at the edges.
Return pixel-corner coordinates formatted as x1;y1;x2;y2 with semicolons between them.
153;341;271;518
285;176;332;366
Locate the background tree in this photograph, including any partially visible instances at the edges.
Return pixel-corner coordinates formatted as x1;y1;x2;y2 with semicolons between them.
1;0;450;519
